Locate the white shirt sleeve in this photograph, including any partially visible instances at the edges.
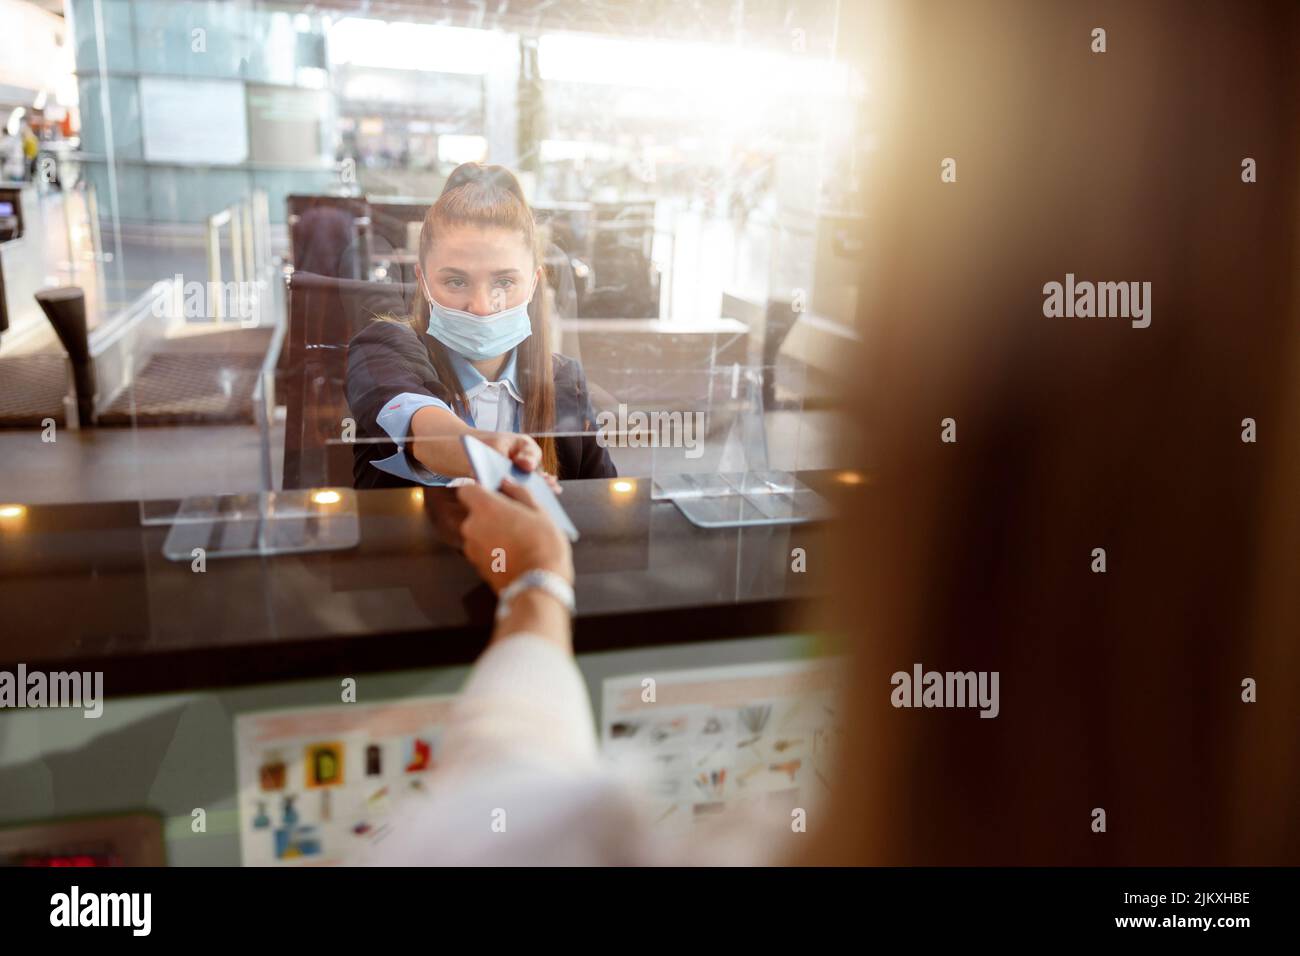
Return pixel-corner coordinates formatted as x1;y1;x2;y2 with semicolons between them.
365;634;623;866
364;635;807;866
438;634;600;771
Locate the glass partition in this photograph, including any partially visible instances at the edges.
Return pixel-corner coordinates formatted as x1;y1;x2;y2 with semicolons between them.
2;0;867;552
0;0;868;870
647;362;828;528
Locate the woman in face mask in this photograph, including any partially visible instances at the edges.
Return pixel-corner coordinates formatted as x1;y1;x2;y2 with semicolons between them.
345;163;616;489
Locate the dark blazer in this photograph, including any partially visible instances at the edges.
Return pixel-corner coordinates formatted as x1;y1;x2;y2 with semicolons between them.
345;320;617;488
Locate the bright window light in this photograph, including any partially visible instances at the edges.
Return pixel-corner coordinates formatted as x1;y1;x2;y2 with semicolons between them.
439;134;487;164
540;139;616;162
296;66;328;90
328;17;504;74
538;33;851;98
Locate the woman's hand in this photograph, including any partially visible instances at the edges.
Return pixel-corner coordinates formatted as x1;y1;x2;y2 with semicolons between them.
456;477;573;594
472;430;562;494
408;409;559;492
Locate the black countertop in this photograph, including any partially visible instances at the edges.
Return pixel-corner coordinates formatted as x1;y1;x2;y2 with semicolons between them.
0;476;833;695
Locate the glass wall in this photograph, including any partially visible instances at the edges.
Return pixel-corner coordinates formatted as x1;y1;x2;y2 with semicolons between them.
0;0;868;869
0;0;870;515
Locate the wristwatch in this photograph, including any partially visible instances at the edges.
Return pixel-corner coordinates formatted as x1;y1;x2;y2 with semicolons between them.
495;568;576;622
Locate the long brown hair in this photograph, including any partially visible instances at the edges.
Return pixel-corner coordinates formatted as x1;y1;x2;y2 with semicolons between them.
410;162;558;475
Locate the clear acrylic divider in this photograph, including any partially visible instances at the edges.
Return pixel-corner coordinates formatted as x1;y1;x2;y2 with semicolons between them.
646;360;829;529
65;0;363;562
146;210;359;561
158;311;360;562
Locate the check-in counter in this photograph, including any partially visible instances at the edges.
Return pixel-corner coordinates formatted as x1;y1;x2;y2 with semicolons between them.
0;475;831;864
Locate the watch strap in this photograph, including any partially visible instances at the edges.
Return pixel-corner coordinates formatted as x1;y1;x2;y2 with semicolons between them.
495;568;575;622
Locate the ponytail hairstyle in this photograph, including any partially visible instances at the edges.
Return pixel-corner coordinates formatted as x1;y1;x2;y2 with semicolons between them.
413;162;558;475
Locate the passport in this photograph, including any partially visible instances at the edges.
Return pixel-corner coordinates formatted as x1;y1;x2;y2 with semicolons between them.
460;434;580;542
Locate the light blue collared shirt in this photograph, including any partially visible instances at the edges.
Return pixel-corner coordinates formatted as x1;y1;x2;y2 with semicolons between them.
372;347;525;485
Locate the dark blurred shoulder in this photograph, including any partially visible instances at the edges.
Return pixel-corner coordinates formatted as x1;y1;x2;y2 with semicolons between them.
348;317;425;355
549;351;589;388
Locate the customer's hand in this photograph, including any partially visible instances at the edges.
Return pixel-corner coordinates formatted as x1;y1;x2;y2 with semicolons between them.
456;477;573;593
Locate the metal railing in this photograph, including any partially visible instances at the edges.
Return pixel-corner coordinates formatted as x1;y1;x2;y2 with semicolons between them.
205;190;274;323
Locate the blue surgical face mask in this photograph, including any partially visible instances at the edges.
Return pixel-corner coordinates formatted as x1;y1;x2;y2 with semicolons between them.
421;275;537;361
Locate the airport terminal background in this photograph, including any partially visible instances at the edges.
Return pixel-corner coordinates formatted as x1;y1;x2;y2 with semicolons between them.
0;0;865;864
0;0;865;502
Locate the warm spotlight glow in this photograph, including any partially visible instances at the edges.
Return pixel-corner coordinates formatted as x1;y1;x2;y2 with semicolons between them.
312;490;342;505
0;504;26;519
410;488;425;505
836;471;865;485
612;480;635;494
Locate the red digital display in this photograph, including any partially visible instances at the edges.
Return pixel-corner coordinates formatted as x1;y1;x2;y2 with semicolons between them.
14;852;119;867
0;814;164;866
